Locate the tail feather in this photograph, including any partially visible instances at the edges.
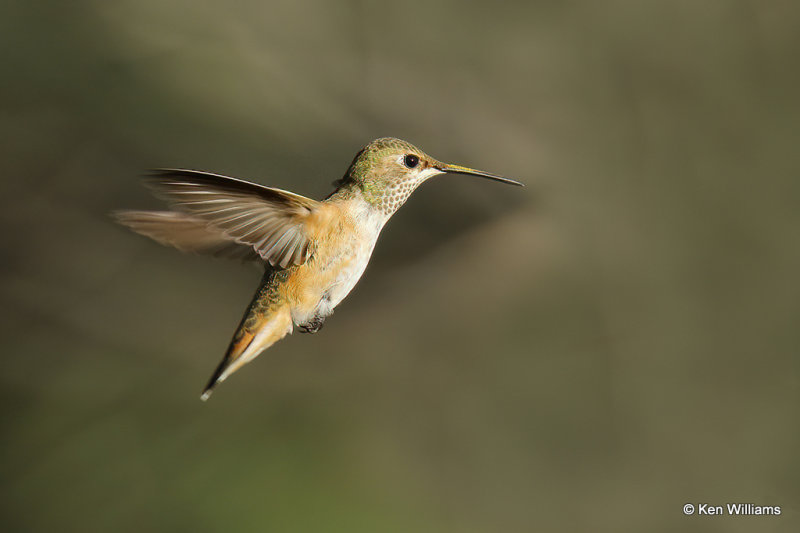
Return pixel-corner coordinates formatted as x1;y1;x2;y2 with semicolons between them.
200;331;256;401
200;271;293;401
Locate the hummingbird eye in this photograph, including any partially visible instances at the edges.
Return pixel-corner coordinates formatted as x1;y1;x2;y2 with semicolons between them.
403;154;420;169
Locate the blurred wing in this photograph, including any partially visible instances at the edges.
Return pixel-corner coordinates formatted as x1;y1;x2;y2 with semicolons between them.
144;169;320;268
113;210;259;261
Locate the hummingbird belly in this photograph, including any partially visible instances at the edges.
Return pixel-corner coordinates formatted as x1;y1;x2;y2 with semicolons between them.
319;243;374;313
285;203;384;327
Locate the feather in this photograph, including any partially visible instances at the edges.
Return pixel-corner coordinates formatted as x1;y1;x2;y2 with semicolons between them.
144;169;321;268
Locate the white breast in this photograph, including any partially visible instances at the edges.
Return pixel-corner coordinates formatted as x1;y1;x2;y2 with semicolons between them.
316;200;388;316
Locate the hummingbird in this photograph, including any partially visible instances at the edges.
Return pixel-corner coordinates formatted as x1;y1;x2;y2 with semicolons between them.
114;137;522;400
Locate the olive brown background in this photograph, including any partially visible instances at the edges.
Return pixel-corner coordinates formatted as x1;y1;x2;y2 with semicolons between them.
1;1;798;531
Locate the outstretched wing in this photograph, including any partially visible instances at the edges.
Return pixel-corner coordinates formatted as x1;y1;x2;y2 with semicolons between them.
113;210;259;261
143;169;320;268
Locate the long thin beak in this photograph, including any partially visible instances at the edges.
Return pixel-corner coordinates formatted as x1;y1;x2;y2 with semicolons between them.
437;163;523;186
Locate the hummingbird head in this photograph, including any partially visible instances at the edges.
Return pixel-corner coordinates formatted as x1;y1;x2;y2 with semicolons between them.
337;137;522;215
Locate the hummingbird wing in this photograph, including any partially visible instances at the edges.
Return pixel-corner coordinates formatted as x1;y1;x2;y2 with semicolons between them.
144;169;320;269
112;210;260;261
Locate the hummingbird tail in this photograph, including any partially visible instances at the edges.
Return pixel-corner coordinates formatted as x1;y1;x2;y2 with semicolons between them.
200;272;293;401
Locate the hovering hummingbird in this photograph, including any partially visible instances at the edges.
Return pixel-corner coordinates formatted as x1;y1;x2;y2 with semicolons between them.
115;137;522;400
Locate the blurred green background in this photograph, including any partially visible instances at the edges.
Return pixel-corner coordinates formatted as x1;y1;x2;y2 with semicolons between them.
1;1;798;531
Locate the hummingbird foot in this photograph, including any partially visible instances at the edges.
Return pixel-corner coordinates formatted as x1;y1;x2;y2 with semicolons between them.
297;315;326;334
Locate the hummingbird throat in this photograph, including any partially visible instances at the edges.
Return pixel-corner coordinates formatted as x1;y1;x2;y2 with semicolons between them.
359;167;439;216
